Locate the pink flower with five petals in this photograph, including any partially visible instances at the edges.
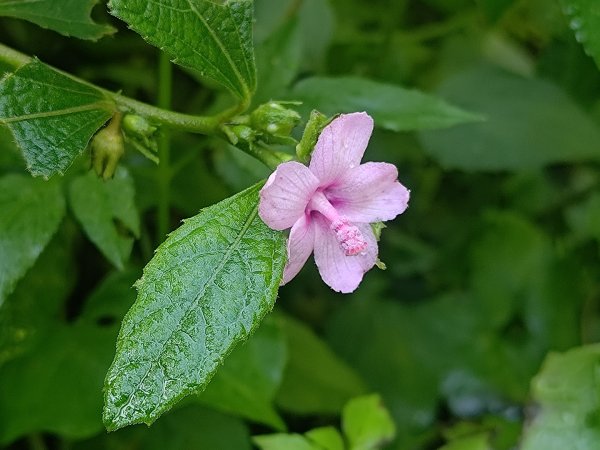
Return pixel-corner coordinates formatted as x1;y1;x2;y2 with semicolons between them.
258;112;410;293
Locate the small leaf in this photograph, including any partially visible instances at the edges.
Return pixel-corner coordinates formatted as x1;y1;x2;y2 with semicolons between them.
0;59;114;178
0;0;115;40
561;0;600;69
521;344;600;450
108;0;256;101
0;174;65;306
276;315;366;415
342;394;396;450
419;65;600;171
69;167;140;270
291;76;482;132
253;433;319;450
197;316;287;430
305;427;345;450
103;183;286;431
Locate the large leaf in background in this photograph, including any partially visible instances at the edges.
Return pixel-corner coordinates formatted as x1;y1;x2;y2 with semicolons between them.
291;76;482;132
69;167;140;270
103;183;286;431
0;0;115;40
197;316;287;430
276;315;366;415
0;174;65;306
0;271;136;444
420;65;600;170
253;17;302;106
0;59;114;177
108;0;256;101
521;345;600;450
561;0;600;68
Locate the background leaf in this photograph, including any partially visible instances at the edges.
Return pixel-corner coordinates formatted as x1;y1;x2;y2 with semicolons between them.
69;167;140;270
108;0;256;101
103;183;286;431
0;271;137;444
275;314;367;415
521;344;600;450
0;59;114;177
0;174;65;306
197;315;287;429
291;76;482;132
0;0;115;40
419;65;600;171
342;394;396;450
561;0;600;69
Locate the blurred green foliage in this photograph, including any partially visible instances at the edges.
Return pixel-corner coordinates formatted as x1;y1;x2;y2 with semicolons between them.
1;0;600;449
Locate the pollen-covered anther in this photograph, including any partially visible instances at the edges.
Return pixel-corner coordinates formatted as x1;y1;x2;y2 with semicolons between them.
331;219;368;256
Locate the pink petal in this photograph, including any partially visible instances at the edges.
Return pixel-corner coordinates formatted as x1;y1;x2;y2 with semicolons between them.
309;112;374;187
259;161;319;230
313;216;378;293
282;214;315;285
326;162;410;223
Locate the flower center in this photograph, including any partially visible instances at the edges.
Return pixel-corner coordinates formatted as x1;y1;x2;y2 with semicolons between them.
308;191;367;256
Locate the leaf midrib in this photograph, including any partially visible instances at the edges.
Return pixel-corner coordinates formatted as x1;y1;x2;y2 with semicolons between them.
1;101;113;123
113;203;260;424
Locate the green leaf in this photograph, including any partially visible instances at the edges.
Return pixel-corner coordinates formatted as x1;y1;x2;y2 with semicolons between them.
0;272;137;444
108;0;256;101
197;316;287;429
561;0;600;69
291;76;482;132
0;0;115;40
276;315;367;415
342;394;396;450
521;344;600;450
69;167;140;270
0;230;74;367
253;433;319;450
305;427;345;450
0;174;65;306
254;17;302;105
419;65;600;171
103;183;286;431
0;59;114;178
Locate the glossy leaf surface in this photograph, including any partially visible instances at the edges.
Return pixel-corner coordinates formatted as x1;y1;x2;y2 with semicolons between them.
561;0;600;68
103;183;286;430
0;60;114;177
108;0;256;101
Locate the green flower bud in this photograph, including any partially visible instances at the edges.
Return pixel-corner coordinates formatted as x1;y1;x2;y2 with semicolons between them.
122;114;157;139
296;110;330;163
91;115;125;180
250;102;301;138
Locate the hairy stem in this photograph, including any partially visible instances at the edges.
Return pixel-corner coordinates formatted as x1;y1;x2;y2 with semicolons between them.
157;52;172;242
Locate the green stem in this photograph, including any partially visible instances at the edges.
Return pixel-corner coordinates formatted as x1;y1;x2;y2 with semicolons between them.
157;51;172;242
0;42;236;135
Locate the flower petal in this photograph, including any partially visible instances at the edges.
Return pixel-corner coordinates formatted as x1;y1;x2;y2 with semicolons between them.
309;112;374;186
282;214;315;285
313;215;377;293
326;162;410;223
259;161;319;230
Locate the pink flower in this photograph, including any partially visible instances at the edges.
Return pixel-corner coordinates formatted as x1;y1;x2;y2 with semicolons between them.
258;112;410;293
